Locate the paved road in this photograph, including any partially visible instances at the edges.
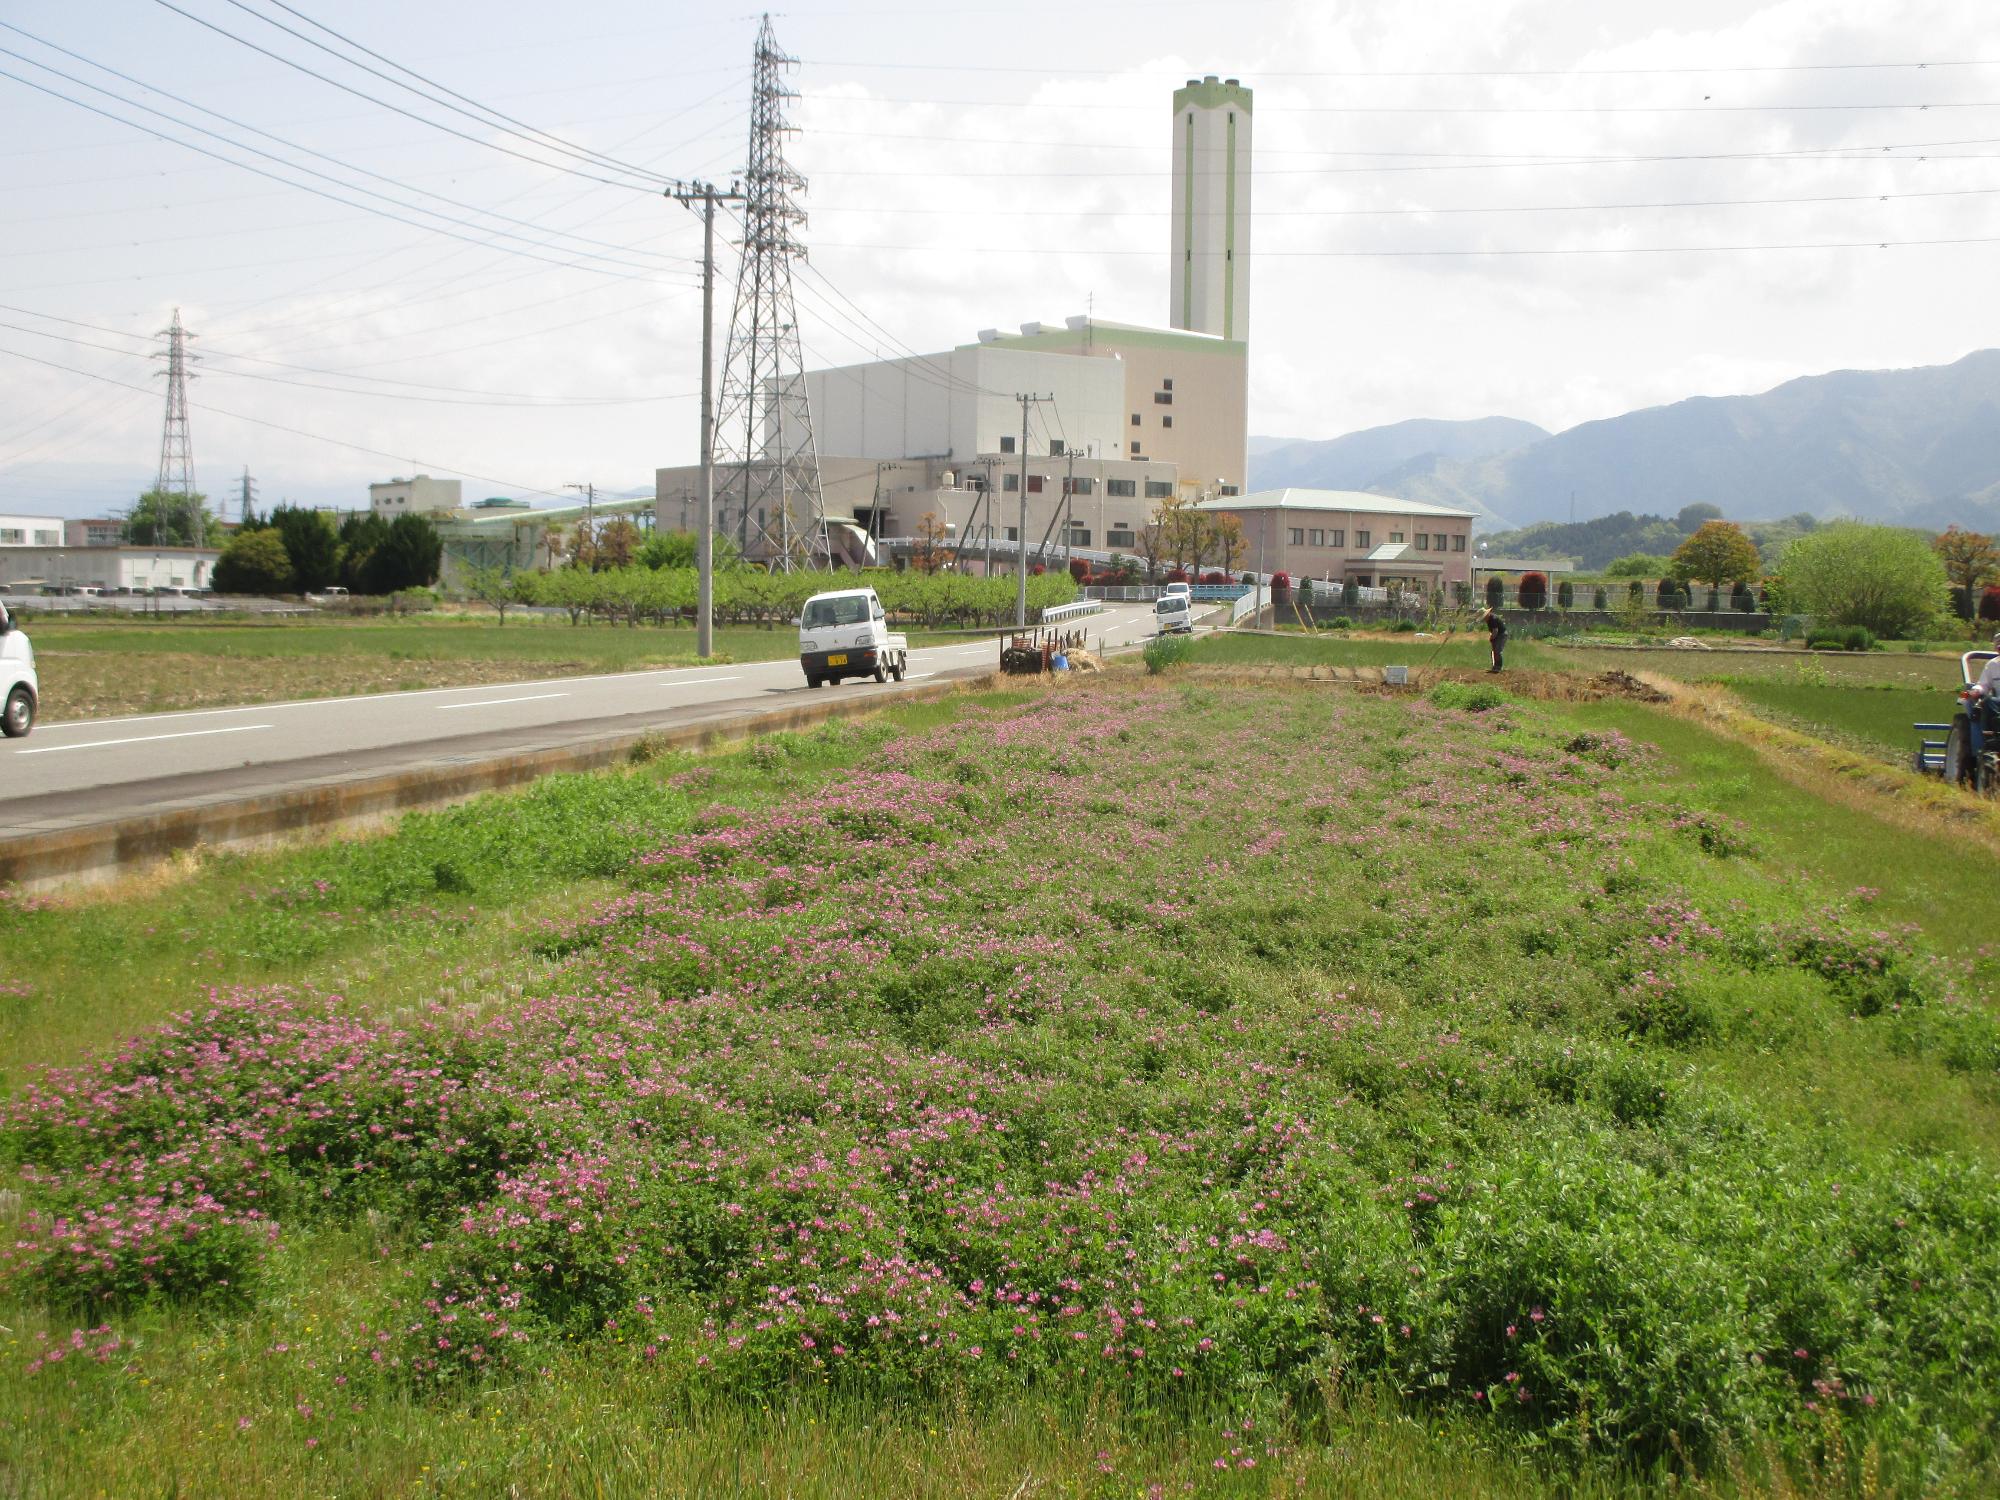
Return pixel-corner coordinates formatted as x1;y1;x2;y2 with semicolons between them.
4;604;1173;835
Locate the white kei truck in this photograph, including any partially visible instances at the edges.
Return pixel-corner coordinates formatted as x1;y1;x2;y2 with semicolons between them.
1;603;37;737
797;586;909;689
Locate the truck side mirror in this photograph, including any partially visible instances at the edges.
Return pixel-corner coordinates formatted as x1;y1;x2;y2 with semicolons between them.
791;616;803;627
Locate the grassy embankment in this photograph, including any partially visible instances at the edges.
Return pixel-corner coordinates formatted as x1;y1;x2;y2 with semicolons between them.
3;660;1999;1495
1200;631;1966;765
18;616;977;723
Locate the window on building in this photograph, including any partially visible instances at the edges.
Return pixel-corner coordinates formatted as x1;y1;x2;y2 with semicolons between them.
1064;476;1095;496
999;435;1015;454
1004;527;1019;541
1027;475;1045;494
1003;473;1019;493
1309;529;1325;547
1049;439;1065;457
1434;533;1448;550
1107;527;1136;548
1130;440;1143;456
33;530;58;546
1288;528;1305;546
1389;531;1404;543
1161;415;1173;429
1415;534;1430;550
1453;535;1466;552
1356;530;1371;548
1131;413;1141;427
1153;391;1173;405
1162;377;1173;392
0;528;23;544
1067;526;1092;546
1220;484;1239;496
1144;479;1173;499
1329;529;1344;547
1107;478;1136;498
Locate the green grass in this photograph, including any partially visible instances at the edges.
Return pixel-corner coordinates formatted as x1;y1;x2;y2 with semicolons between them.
28;616;822;669
4;672;1999;1495
1718;680;1945;762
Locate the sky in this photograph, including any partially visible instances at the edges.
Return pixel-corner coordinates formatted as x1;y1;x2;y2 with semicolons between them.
3;0;1999;520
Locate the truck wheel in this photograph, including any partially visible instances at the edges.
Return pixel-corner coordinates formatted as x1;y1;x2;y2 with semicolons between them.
2;686;32;738
890;655;905;682
873;659;888;683
805;673;822;689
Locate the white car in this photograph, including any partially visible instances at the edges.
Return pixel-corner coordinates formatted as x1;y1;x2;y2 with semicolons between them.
1154;593;1194;635
798;586;909;688
1;606;37;737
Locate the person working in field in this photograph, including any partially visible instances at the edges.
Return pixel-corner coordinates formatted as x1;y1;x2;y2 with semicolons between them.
1481;606;1507;673
1968;630;2000;761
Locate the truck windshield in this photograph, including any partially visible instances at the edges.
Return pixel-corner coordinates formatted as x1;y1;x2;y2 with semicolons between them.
803;595;869;628
1156;598;1185;616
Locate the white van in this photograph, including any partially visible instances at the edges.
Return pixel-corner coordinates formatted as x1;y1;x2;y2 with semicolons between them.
1154;592;1194;636
798;586;909;688
1;604;37;737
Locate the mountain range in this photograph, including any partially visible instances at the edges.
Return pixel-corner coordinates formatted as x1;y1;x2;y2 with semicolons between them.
1251;350;2000;533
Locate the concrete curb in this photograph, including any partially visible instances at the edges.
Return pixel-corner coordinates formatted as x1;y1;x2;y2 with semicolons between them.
0;672;998;892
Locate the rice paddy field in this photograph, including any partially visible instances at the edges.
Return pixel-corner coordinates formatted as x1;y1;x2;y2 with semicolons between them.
3;658;1998;1497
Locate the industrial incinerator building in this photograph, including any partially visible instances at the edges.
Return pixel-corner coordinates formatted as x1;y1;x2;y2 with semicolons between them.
655;75;1256;568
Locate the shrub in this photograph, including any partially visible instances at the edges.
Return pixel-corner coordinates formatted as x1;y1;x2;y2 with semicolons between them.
1731;582;1757;612
1068;558;1089;583
1706;587;1722;611
1343;581;1360;608
1324;615;1354;630
1556;580;1575;609
1485;576;1504;608
1655;578;1685;610
1517;572;1548;610
1429;680;1509;712
1391;617;1417;632
1200;570;1227;585
1142;634;1193;674
1271;570;1292;594
1981;585;2000;622
1805;624;1876;652
1165;568;1191;584
1592;586;1608;610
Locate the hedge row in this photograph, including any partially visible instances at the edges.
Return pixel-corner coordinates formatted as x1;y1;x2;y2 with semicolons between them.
501;566;1078;628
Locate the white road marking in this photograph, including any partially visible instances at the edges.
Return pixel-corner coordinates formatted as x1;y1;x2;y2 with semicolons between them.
437;692;570;711
15;724;272;755
38;664;766;731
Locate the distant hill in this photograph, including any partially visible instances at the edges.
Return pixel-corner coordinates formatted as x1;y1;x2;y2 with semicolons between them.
1387;350;2000;531
1249;417;1549;497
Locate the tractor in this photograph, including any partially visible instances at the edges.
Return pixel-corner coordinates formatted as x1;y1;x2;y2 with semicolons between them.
1914;649;1999;793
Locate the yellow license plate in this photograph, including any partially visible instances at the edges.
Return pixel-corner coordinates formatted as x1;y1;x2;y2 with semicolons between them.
826;653;848;666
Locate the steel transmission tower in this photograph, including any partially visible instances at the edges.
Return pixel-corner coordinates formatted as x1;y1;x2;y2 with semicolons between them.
714;14;829;571
154;307;200;541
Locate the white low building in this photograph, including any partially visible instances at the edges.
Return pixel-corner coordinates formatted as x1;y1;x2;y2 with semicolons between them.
0;544;219;593
0;513;65;549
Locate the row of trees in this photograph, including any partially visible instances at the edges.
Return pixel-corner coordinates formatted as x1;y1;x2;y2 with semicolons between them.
212;509;441;596
465;563;1079;629
1475;517;1961;638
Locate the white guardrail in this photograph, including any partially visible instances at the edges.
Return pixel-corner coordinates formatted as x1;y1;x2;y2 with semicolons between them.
1229;589;1263;627
1040;598;1106;626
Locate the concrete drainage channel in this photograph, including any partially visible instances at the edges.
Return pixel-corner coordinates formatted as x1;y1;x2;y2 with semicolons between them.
0;672;998;894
